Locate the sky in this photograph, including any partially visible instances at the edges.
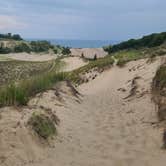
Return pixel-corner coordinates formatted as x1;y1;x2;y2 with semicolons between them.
0;0;165;40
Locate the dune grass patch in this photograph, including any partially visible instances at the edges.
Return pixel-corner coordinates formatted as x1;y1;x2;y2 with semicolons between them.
153;65;166;94
0;59;66;106
0;60;56;85
0;71;68;106
28;113;57;139
67;56;114;84
152;65;166;147
74;56;114;74
0;56;114;107
113;50;144;66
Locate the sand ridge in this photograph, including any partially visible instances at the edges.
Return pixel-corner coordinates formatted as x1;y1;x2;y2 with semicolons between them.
70;48;107;59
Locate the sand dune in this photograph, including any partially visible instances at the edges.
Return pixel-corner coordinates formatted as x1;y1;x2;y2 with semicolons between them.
62;57;87;71
70;48;107;59
0;56;166;166
1;53;57;62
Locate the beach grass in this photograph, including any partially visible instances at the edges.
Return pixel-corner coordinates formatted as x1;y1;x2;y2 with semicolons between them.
28;113;57;139
153;65;166;92
0;56;114;107
67;56;114;83
113;50;144;66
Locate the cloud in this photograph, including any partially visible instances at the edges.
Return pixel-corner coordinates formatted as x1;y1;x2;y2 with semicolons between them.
0;0;165;39
0;15;26;30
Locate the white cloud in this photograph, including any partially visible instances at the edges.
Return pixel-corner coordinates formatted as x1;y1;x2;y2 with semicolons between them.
0;15;26;30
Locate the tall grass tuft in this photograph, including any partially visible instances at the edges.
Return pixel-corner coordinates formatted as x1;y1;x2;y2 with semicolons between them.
0;71;68;107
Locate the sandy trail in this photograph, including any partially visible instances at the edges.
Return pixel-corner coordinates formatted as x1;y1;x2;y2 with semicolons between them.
46;57;165;166
1;57;166;166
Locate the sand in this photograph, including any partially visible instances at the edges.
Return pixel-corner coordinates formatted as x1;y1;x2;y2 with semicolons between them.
1;53;57;62
70;48;107;59
62;56;88;71
0;48;107;62
0;56;166;166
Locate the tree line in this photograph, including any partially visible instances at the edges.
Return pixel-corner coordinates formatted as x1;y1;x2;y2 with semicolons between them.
0;33;23;41
0;33;71;55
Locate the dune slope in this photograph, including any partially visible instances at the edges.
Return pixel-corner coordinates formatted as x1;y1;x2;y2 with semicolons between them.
0;56;166;166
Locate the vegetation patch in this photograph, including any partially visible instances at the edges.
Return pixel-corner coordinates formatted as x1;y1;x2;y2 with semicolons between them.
153;65;166;94
152;65;166;148
0;60;55;85
0;72;68;106
68;56;114;84
0;59;66;106
113;50;144;66
0;33;71;55
0;33;22;41
152;65;166;122
0;56;114;107
28;113;57;139
104;32;166;53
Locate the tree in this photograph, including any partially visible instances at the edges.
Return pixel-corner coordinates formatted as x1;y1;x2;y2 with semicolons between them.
12;34;23;40
94;54;97;60
81;53;84;58
62;47;71;55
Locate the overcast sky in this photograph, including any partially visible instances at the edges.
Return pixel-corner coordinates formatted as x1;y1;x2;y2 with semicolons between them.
0;0;165;40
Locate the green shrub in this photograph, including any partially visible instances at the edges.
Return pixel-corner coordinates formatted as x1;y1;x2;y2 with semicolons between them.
30;41;52;53
62;47;71;55
0;43;12;54
0;33;22;41
14;43;31;53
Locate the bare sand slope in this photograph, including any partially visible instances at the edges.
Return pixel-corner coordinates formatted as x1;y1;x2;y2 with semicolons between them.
2;53;57;62
1;56;166;166
70;48;107;59
62;57;87;71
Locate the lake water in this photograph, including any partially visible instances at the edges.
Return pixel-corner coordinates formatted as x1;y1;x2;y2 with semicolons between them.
27;39;119;48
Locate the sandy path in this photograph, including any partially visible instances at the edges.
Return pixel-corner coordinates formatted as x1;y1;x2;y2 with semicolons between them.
43;58;165;166
1;57;166;166
30;57;166;165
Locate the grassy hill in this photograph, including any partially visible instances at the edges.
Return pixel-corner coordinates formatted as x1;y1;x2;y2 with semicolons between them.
104;32;166;53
